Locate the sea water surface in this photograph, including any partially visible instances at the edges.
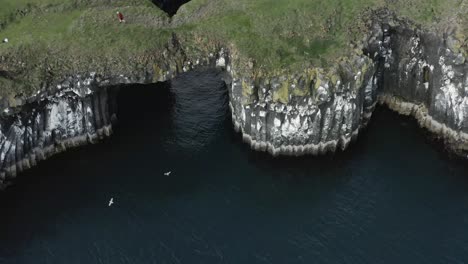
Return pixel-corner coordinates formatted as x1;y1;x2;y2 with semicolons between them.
1;70;468;264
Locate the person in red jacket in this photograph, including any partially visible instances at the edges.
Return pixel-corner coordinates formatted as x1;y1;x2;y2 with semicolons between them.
116;11;125;23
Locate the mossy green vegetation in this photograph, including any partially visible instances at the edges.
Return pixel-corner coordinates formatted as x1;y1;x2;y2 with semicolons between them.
0;0;466;98
0;1;169;55
175;0;377;69
0;0;173;97
273;80;290;104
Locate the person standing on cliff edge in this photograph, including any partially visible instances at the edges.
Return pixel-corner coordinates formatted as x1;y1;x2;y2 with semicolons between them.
117;11;125;23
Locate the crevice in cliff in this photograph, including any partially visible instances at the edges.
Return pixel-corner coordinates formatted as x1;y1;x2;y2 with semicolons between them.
150;0;191;16
0;70;15;80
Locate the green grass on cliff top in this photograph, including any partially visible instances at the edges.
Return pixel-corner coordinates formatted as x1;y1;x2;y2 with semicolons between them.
175;0;466;66
0;0;466;79
0;0;170;56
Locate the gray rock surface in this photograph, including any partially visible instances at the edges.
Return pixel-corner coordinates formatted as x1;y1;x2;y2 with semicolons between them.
376;14;468;156
0;83;115;188
227;56;379;156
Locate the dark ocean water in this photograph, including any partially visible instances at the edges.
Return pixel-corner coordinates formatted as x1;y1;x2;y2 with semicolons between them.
1;69;468;264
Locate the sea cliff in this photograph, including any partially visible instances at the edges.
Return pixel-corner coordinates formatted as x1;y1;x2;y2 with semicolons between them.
0;1;466;187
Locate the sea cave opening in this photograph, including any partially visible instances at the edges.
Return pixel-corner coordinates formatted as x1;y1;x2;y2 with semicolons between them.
112;68;229;155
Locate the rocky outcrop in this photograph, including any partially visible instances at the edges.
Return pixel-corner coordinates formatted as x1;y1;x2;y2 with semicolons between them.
0;11;466;188
0;80;115;188
375;14;468;157
227;55;379;156
227;11;467;158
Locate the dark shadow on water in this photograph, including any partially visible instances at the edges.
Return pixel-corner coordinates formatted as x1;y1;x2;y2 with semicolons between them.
0;81;173;257
0;69;231;261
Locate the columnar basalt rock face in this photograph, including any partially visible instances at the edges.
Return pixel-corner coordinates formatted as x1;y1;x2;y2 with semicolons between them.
227;55;379;156
0;69;171;189
0;71;157;188
375;15;468;156
0;84;114;188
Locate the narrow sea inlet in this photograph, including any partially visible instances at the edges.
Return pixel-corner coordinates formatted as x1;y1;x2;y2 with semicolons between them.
0;70;467;263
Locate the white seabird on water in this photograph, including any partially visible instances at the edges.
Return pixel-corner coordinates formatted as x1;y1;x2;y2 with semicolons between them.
164;171;172;176
108;198;114;207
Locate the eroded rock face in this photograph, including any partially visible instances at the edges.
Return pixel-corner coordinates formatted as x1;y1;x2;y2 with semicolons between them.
376;16;468;156
227;55;379;156
0;84;115;188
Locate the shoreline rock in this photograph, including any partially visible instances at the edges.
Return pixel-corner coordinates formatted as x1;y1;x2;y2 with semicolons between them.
0;87;116;188
379;93;468;158
0;125;112;189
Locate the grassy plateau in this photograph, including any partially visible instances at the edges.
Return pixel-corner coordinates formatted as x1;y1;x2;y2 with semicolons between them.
0;0;466;98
